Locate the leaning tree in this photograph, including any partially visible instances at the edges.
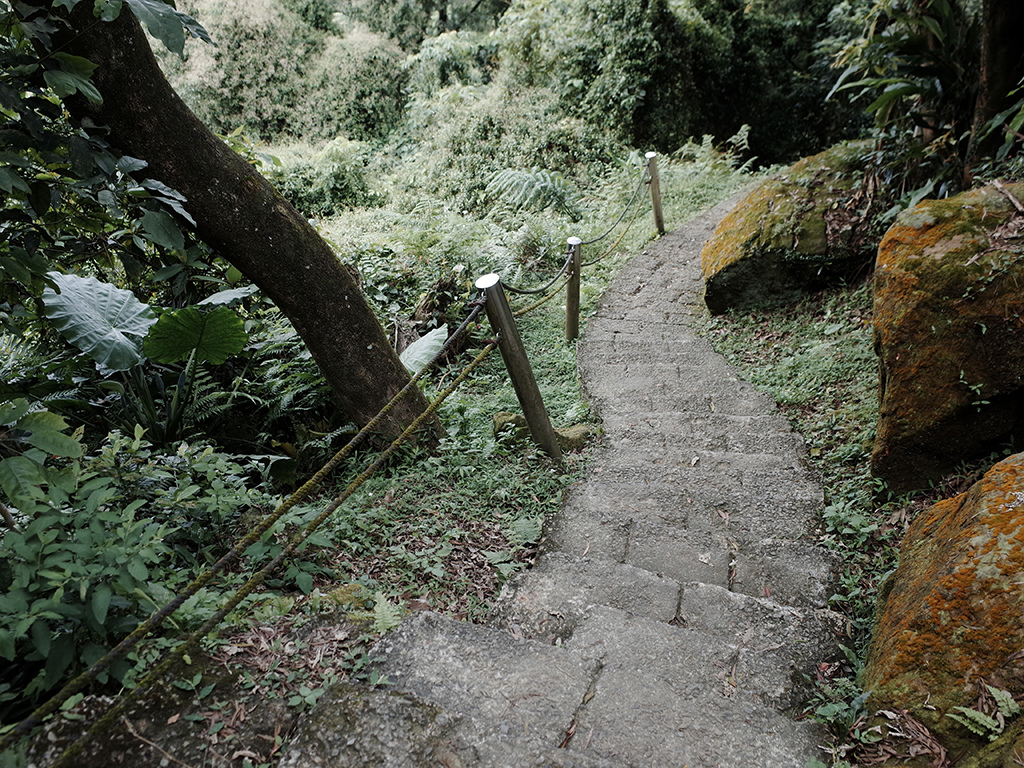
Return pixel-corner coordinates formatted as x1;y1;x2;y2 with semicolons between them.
4;0;440;441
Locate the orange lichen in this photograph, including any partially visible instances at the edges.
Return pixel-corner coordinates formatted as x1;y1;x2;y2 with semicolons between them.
871;183;1024;492
865;455;1024;744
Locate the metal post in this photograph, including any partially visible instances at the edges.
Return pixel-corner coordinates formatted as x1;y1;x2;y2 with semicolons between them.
475;274;563;462
645;151;665;235
566;237;581;342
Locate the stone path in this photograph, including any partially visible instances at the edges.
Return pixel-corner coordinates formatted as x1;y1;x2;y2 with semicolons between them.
280;195;844;767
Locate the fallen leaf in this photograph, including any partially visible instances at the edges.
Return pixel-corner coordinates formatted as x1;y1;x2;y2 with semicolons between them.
166;713;180;725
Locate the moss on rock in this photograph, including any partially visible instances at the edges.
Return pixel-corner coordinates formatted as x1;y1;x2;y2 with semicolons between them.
862;453;1024;764
871;182;1024;493
700;141;878;314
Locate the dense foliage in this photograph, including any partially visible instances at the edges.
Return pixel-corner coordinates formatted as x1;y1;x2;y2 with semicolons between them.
4;0;1024;760
833;0;1024;202
0;0;759;737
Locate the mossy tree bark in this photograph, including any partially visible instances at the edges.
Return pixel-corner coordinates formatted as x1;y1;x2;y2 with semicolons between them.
52;4;439;441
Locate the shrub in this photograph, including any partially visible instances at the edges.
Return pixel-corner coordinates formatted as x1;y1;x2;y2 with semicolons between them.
297;30;408;142
404;30;498;97
0;406;280;715
398;84;624;213
158;0;405;143
267;139;382;217
498;0;853;161
338;0;507;51
498;0;725;151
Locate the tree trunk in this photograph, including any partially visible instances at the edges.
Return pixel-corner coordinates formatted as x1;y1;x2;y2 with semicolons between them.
969;0;1024;161
53;4;440;441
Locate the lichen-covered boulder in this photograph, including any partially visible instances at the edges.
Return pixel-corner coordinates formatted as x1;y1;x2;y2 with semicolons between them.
862;453;1024;764
871;182;1024;493
700;142;877;314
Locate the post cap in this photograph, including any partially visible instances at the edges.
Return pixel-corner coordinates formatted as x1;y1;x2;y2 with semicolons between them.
475;273;501;290
645;151;657;159
567;237;582;246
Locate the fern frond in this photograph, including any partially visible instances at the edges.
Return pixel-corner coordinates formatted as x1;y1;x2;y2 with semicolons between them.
987;685;1022;717
485;166;582;220
371;592;404;634
947;706;1002;740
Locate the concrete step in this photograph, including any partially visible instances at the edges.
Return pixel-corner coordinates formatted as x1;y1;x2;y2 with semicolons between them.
283;599;838;768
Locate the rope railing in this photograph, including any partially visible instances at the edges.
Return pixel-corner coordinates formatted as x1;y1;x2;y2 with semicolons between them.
45;340;499;768
0;302;489;758
504;246;574;296
0;151;666;762
579;156;652;246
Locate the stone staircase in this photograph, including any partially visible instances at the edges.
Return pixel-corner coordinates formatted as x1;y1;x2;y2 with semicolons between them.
279;195;844;768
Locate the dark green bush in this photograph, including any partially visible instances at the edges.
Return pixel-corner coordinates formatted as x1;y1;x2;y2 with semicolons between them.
404;30;497;97
282;0;340;31
339;0;507;51
298;34;408;142
399;85;623;214
498;0;715;152
498;0;856;162
0;410;278;716
159;0;406;143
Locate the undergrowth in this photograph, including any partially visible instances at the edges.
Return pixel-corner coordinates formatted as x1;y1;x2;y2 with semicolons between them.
704;278;1018;766
0;132;755;765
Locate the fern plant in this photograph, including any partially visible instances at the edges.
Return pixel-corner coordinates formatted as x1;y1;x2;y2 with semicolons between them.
371;592;405;634
485;166;583;221
946;685;1022;741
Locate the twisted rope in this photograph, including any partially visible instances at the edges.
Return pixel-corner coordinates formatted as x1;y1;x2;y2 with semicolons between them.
0;302;486;751
581;188;647;267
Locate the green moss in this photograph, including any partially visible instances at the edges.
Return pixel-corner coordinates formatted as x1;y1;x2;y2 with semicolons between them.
701;142;877;314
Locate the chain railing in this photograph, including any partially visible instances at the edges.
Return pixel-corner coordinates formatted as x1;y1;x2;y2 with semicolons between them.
499;152;664;342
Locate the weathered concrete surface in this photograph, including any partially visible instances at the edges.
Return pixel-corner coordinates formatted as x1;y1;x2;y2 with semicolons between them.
871;182;1024;494
283;195;844;767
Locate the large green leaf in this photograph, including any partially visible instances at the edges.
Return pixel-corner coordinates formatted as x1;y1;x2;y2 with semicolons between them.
42;272;156;371
125;0;186;57
143;305;247;365
139;208;185;251
196;285;259;307
16;411;84;458
0;455;47;510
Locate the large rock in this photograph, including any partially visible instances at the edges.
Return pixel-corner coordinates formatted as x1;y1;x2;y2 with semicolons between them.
872;182;1024;493
700;142;877;314
862;452;1024;764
